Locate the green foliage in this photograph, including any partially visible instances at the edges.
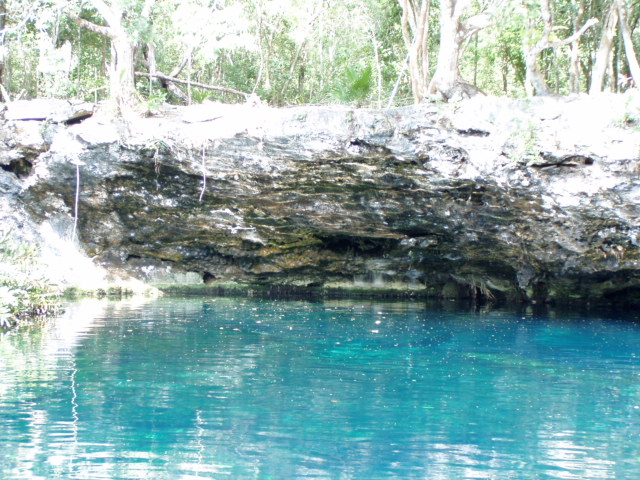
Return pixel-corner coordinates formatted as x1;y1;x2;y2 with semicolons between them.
60;16;110;102
0;230;62;330
4;30;40;99
461;4;527;97
333;66;373;105
507;117;540;164
137;79;167;110
617;92;640;130
189;89;214;104
0;0;638;105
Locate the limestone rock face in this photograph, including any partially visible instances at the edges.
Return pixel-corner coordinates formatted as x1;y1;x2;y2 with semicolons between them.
2;95;640;304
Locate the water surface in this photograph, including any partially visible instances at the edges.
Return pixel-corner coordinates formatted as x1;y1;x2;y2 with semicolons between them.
1;297;639;479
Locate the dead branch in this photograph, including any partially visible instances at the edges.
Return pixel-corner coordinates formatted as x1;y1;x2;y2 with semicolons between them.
135;72;248;99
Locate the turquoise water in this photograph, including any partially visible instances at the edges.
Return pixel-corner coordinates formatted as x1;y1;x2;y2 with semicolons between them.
1;297;640;480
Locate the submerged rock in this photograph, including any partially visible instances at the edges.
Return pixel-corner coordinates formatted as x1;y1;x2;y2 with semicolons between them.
1;94;640;305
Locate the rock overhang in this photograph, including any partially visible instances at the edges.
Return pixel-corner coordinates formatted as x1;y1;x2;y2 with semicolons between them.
1;94;639;305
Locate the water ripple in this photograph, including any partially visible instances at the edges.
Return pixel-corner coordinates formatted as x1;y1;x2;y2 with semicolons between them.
1;297;639;479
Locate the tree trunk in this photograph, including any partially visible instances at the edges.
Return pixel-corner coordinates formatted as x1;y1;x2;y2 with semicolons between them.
569;0;586;93
370;29;383;109
109;34;137;107
501;61;508;93
257;7;277;92
428;0;502;101
524;0;597;96
398;0;431;103
590;3;619;94
275;7;323;104
613;33;620;91
524;14;553;97
0;0;6;99
73;0;156;111
429;0;460;100
616;0;640;87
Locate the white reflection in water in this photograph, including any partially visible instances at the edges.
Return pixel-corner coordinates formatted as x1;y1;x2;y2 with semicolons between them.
426;443;503;480
0;298;159;480
539;431;615;479
1;298;639;480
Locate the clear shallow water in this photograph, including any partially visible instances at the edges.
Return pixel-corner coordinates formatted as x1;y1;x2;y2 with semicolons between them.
1;297;640;480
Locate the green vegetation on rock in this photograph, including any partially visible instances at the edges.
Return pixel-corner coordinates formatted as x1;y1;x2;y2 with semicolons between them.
0;230;62;329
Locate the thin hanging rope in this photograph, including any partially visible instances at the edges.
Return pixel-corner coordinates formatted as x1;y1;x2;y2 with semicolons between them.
72;162;80;242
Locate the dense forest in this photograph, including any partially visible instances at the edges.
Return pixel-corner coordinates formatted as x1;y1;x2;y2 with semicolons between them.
0;0;638;109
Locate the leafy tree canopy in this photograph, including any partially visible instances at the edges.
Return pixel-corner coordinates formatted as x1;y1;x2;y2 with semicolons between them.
0;0;637;107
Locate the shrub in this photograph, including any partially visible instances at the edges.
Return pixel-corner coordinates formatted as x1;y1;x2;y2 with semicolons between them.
0;230;62;329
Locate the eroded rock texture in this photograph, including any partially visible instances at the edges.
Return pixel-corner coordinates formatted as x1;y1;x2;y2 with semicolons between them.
3;96;640;304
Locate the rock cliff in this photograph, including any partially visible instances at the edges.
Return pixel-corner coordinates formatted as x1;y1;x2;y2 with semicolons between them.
1;95;639;305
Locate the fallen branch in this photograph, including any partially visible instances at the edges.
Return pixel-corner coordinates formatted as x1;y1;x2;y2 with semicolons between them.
135;72;248;99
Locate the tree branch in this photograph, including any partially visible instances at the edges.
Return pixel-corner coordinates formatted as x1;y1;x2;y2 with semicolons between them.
71;15;113;38
169;47;196;78
546;18;598;50
461;0;505;39
141;0;156;20
453;0;472;20
88;0;121;29
461;11;493;38
135;71;249;98
277;7;325;100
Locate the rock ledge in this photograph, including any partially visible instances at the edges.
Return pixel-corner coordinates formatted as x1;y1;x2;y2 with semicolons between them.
2;94;639;305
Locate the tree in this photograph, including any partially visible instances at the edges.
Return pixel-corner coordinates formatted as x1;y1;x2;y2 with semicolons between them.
3;0;638;106
428;0;504;101
70;0;156;109
151;0;258;103
0;0;50;100
0;0;6;98
616;0;640;87
569;0;587;93
590;1;619;93
523;0;597;96
398;0;431;103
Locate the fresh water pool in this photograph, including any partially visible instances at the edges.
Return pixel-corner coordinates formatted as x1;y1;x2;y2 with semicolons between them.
1;296;639;479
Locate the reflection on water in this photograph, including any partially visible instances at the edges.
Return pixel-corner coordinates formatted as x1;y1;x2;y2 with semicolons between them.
1;297;639;480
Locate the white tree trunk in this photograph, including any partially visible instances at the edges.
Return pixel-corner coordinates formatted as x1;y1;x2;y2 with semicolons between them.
589;4;619;94
428;0;502;101
398;0;431;103
75;0;156;110
0;0;6;100
616;0;640;87
569;0;586;93
109;35;137;107
524;0;597;96
524;17;553;97
370;29;383;109
428;0;460;100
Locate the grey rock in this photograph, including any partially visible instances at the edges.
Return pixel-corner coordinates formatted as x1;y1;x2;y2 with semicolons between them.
3;95;640;305
4;99;94;123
